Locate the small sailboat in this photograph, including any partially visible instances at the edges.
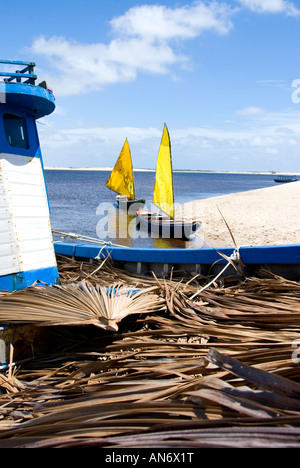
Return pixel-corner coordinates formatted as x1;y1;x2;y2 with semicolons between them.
136;124;200;239
105;139;145;210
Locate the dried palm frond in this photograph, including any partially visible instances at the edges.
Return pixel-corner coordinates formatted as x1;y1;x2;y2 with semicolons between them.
0;281;165;331
56;254;204;292
1;269;300;448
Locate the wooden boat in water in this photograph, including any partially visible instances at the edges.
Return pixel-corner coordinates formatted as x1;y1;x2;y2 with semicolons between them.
274;175;298;183
105;139;145;211
136;124;200;239
136;209;200;239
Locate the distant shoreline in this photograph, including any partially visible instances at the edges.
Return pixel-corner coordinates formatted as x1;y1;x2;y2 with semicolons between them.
44;167;300;175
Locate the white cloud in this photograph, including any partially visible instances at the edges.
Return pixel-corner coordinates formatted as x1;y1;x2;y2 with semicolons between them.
110;2;234;40
29;1;300;97
29;2;235;96
256;79;286;88
238;0;300;16
31;35;183;95
39;110;300;172
236;106;266;116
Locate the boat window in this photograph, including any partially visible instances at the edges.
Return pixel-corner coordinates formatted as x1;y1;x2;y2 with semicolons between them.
3;113;29;149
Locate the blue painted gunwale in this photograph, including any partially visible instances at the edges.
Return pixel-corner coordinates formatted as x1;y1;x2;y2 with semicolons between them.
0;82;55;120
54;242;300;266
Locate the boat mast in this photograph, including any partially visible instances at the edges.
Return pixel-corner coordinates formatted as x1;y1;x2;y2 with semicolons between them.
166;123;175;219
128;138;135;200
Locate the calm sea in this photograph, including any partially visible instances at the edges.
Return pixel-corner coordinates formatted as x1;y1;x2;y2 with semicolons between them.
45;170;277;249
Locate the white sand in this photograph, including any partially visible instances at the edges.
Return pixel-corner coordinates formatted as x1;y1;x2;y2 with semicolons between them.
180;181;300;248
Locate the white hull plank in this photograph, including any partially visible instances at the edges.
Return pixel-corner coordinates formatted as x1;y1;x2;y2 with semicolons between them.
0;155;57;276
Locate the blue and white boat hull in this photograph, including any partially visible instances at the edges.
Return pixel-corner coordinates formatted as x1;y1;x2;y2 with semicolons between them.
0;60;58;291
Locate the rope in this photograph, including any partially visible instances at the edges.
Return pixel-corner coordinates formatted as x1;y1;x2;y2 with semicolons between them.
94;245;107;260
52;229;127;249
189;248;241;300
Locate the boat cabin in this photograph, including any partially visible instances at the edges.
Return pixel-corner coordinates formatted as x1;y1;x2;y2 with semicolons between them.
0;60;58;291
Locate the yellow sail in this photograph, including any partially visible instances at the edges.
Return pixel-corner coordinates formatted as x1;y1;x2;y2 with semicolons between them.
105;139;135;199
152;124;174;218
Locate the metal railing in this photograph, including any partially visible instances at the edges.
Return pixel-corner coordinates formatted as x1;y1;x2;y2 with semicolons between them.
0;60;37;84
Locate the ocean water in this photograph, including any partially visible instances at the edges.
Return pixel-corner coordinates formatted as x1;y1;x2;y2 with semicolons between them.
44;170;276;249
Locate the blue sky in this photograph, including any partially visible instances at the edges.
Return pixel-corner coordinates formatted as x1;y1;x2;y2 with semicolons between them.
1;0;300;172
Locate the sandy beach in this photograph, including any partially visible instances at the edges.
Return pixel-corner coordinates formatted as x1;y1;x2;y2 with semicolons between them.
181;181;300;248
